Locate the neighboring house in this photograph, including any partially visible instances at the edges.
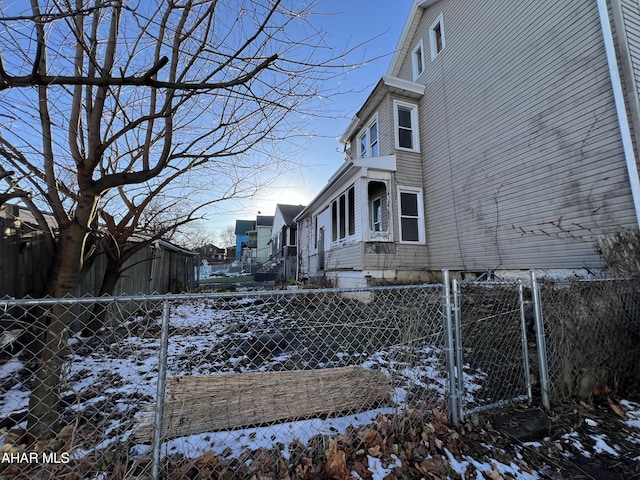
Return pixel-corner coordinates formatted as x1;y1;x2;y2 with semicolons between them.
270;204;305;259
237;215;274;269
234;219;254;262
296;0;640;287
196;244;226;264
254;204;305;281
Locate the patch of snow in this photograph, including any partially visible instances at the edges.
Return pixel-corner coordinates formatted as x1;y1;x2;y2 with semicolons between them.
0;386;28;418
464;456;539;480
621;399;640;429
445;448;469;476
590;434;620;457
0;356;24;381
367;454;401;480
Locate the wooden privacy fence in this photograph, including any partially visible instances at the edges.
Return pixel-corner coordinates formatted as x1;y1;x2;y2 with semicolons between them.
0;210;198;299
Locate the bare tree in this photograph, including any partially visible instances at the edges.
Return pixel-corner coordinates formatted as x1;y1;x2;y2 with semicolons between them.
0;0;365;440
218;225;235;248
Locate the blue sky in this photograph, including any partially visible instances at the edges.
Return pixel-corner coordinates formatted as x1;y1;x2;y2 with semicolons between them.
206;0;413;238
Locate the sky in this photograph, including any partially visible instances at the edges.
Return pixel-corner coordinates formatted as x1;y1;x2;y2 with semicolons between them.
204;0;413;240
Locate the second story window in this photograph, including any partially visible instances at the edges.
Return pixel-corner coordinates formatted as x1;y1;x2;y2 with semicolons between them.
412;40;425;80
394;100;420;152
358;116;379;158
430;13;445;60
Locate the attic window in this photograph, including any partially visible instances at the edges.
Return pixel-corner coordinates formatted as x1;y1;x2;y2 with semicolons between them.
429;13;445;60
412;40;425;80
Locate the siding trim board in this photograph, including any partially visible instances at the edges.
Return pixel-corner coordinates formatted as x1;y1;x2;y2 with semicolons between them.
597;0;640;227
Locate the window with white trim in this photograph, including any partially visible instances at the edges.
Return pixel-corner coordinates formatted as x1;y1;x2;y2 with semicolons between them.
358;115;379;158
331;184;356;242
429;13;445;60
397;187;425;243
412;40;425;80
368;181;388;233
393;100;420;152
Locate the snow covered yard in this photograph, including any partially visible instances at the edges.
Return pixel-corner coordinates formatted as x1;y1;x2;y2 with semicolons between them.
0;289;639;479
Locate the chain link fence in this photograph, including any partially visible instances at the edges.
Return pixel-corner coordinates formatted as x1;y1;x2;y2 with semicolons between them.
533;276;640;404
1;273;638;478
0;285;447;479
451;279;531;419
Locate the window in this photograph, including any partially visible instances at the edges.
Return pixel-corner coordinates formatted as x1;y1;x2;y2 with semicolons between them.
368;181;388;233
348;186;356;235
393;100;420;152
429;13;445;60
371;197;382;231
412;40;425;80
331;201;338;241
397;187;425;243
331;184;356;241
358;116;379;158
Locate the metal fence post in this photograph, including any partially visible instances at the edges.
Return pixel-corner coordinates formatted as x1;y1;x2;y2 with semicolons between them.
517;279;532;404
451;278;465;421
442;269;459;426
530;270;551;410
152;299;171;480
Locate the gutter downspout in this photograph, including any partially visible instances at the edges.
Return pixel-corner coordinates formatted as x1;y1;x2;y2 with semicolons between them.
597;0;640;227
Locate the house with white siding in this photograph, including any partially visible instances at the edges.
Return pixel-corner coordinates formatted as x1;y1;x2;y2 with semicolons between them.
296;0;640;287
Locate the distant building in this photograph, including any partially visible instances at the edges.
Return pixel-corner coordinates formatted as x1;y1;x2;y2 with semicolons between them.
245;215;274;265
195;244;226;264
270;204;305;260
234;219;254;262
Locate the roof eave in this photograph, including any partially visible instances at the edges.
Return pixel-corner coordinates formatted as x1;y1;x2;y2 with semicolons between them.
387;0;440;78
338;76;425;144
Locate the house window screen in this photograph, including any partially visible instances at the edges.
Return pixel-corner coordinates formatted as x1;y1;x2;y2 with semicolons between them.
368;181;388;233
400;191;420;242
397;106;414;149
331;184;356;241
348;186;355;235
359;118;379;158
429;13;446;60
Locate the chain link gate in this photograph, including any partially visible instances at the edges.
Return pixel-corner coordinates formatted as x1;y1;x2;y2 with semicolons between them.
450;278;533;421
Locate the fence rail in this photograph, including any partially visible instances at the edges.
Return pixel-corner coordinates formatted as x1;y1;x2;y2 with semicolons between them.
0;271;638;479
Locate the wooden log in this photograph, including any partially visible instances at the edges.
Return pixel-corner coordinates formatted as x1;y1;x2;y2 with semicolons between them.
135;366;390;443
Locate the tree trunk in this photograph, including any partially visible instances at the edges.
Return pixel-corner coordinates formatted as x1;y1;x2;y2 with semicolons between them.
26;200;96;441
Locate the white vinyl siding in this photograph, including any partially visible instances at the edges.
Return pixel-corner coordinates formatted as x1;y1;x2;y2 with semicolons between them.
399;0;637;270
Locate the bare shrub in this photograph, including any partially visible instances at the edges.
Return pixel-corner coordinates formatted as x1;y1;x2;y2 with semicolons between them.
596;229;640;277
540;279;640;401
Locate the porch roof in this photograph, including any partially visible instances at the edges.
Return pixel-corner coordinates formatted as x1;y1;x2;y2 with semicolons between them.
294;155;396;223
